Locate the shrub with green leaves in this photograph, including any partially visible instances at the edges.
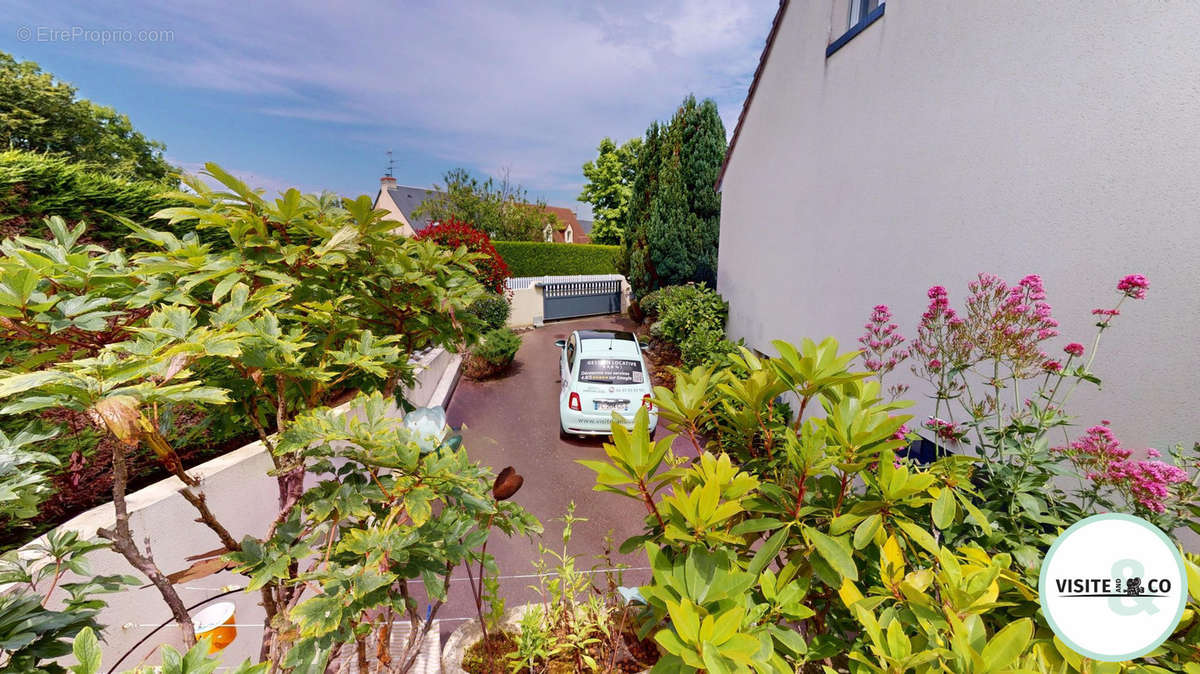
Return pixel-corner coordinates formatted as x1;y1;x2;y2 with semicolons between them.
640;283;729;367
468;293;511;331
0;531;136;673
0;425;59;523
468;328;521;380
492;241;621;277
0;164;523;670
581;336;1200;673
0;150;187;246
678;327;736;369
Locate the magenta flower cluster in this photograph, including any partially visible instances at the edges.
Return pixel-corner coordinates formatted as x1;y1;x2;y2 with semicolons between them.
1093;274;1148;325
1117;274;1149;300
858;304;909;374
1053;424;1187;513
924;417;966;443
1063;342;1085;357
911;273;1063;379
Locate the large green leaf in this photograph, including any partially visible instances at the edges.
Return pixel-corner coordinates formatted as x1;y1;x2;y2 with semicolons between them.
805;526;858;581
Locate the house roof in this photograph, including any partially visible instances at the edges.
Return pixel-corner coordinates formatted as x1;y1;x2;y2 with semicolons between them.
382;185;442;233
543;206;590;244
375;179;590;242
715;0;791;192
577;219;594;234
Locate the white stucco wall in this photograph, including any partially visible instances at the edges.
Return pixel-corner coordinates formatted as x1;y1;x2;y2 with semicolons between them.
717;1;1200;451
374;187;416;237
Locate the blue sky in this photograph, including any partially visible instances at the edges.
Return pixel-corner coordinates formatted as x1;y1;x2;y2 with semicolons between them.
1;1;776;218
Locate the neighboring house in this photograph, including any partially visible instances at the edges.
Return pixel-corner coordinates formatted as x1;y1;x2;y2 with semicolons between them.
541;206;590;244
374;176;440;236
374;176;590;243
716;1;1200;450
577;219;594;236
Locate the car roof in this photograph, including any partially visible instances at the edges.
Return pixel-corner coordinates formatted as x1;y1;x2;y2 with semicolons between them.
576;330;642;358
577;329;636;342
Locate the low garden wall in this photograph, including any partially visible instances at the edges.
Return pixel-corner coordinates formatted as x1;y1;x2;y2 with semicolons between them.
9;347;462;670
506;275;631;328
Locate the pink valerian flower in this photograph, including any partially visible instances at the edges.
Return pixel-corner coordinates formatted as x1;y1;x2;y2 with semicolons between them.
1092;308;1120;317
953;272;1062;374
1147;448;1161;458
924;417;966;443
911;285;969;384
858;304;910;377
1064;342;1085;357
1117;274;1149;300
1042;359;1063;372
1106;460;1188;513
923;286;954;321
1054;424;1188;513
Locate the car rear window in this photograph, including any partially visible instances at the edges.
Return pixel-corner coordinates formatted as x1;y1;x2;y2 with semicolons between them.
578;358;644;385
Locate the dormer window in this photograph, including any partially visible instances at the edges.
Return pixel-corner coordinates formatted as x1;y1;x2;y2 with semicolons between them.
543;223;554;242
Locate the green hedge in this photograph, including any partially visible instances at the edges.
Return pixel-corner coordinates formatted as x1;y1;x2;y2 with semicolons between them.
493;241;622;277
0;150;184;246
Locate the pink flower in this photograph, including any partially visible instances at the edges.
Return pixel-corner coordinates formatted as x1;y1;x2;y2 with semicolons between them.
859;303;909;377
1147;448;1161;458
1043;359;1063;372
927;358;942;370
1055;425;1187;514
1117;274;1149;300
924;417;965;443
1064;342;1085;357
1092;308;1120;317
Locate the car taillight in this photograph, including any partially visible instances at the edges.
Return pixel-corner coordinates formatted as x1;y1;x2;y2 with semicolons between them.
569;392;582;411
642;394;653;411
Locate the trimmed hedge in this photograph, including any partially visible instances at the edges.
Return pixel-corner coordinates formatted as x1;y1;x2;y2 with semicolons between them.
0;150;184;246
493;241;622;277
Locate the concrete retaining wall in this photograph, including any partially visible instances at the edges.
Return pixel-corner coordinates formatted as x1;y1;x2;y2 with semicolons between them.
8;347;461;670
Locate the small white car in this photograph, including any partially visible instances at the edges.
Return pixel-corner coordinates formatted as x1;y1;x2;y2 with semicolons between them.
556;329;658;438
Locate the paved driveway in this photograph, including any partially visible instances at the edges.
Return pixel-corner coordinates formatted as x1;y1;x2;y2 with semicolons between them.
436;315;656;636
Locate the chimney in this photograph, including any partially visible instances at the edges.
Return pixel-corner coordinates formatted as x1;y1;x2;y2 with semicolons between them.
380;176;397;190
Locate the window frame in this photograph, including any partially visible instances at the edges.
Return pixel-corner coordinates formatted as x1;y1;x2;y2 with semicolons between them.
827;0;886;58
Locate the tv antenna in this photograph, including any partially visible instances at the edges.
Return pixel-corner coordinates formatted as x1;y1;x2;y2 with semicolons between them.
385;150;395;178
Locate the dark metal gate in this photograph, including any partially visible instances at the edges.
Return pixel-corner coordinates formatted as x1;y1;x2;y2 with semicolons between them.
542;280;622;321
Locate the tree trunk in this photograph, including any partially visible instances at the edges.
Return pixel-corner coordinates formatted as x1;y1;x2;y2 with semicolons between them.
97;443;197;647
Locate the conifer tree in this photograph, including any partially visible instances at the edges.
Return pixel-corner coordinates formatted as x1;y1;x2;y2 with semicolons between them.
625;121;662;296
679;98;726;285
624;95;726;298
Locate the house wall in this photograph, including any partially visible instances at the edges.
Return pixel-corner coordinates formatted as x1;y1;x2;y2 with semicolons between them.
374;188;416;237
717;0;1200;452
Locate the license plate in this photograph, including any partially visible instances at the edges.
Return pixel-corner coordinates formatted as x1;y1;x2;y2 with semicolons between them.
594;400;627;411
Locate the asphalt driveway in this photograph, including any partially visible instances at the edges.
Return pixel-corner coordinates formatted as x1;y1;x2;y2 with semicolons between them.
436;315;656;636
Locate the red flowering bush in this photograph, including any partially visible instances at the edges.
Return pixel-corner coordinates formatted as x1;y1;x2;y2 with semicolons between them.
415;217;510;294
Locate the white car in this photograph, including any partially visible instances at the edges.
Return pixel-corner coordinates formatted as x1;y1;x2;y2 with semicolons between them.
556;329;658;438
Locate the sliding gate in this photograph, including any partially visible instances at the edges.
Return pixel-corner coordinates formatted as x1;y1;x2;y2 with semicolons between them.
541;279;623;321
